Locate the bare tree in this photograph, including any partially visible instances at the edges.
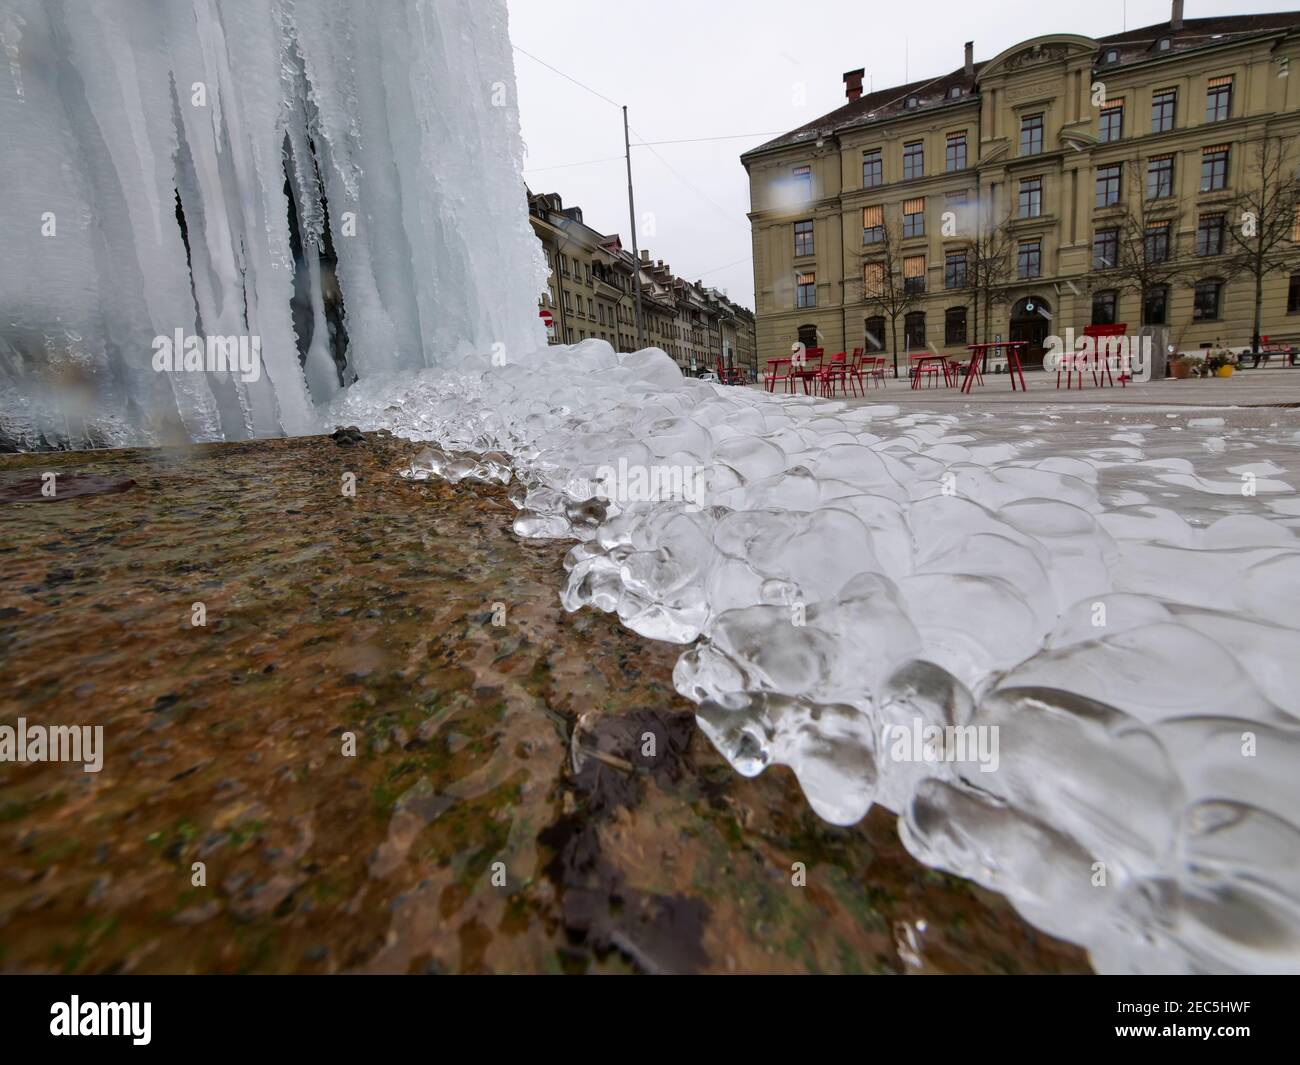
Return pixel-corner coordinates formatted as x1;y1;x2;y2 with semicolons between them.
961;205;1016;347
1224;136;1300;355
1090;158;1199;315
860;219;919;378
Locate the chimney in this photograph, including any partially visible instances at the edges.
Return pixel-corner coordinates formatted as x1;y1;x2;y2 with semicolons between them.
1171;0;1183;29
964;41;974;78
843;68;864;102
639;249;650;263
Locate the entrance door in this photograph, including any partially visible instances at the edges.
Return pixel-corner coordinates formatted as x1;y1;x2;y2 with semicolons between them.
1009;296;1051;368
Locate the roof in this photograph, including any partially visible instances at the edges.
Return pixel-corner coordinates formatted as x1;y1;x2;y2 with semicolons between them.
742;13;1300;161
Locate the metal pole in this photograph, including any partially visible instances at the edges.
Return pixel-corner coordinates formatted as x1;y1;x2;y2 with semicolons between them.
624;105;646;349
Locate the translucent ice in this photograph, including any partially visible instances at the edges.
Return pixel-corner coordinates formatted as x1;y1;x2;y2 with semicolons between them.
330;340;1300;974
0;0;544;448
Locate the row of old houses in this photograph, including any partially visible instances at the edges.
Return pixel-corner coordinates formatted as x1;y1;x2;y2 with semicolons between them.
527;189;756;377
742;4;1300;367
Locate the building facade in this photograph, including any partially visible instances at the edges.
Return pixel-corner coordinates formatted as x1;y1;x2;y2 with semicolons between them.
527;190;757;377
742;6;1300;368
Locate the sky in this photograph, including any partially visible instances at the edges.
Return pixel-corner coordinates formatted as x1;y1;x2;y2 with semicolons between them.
506;0;1296;310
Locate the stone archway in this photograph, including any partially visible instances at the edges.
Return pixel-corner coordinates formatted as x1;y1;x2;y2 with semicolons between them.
1009;295;1052;368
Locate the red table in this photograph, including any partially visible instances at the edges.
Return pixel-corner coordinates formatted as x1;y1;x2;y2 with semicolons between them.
962;341;1027;393
763;357;792;392
909;354;952;389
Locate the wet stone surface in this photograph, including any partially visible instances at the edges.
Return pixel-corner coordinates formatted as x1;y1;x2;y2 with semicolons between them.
0;433;1089;973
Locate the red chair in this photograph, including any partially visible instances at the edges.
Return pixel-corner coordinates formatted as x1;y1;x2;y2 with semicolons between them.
716;356;745;386
844;348;865;396
819;351;849;396
861;351;887;389
792;347;823;394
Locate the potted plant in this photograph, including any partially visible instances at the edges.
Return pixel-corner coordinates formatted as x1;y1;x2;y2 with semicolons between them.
1170;354;1198;379
1200;352;1228;377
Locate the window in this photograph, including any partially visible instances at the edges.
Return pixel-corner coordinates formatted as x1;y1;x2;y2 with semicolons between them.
1018;176;1042;218
1020;114;1044;156
906;95;919;109
903;141;924;180
945;307;967;345
863;262;885;297
1157;37;1172;52
1099;99;1124;143
904;310;926;349
862;205;884;245
944;251;967;289
862;149;882;188
560;254;569;277
587;298;594;317
793;164;812;200
1206;76;1233;123
945;190;969;232
903;255;926;294
563;290;572;310
1145;220;1171;263
948;86;963;99
1152;88;1177;133
796;272;816;308
865;316;886;351
1092;290;1118;325
903;197;925;238
1194;279;1222;320
794;219;814;257
1093;227;1119;268
1096;164;1122;207
1293;204;1300;242
1103;48;1120;64
1201;145;1229;191
1289;274;1300;313
1143;284;1169;325
1196;213;1225;256
946;131;967;172
1147;155;1174;199
598;305;605;324
1018;239;1042;279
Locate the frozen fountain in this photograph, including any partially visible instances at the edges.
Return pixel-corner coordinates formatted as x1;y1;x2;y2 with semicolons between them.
0;0;544;448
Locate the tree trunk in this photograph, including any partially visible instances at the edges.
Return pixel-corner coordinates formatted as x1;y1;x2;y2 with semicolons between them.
890;317;899;378
1253;261;1264;353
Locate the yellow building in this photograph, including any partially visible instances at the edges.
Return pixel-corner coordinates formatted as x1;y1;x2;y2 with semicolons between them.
742;6;1300;369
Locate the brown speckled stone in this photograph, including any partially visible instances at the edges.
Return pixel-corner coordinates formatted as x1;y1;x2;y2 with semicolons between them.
0;433;1089;974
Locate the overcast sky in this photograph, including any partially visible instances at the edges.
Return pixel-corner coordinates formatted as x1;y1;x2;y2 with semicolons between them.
507;0;1294;309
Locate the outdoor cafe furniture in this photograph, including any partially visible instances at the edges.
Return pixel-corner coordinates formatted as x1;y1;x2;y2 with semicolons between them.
961;341;1026;393
790;347;824;394
763;357;793;392
909;352;952;389
715;356;746;385
818;351;849;396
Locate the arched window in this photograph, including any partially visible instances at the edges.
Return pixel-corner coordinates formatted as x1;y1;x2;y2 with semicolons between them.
904;311;926;350
1194;279;1223;321
1143;285;1169;326
945;307;967;345
864;316;886;351
1091;290;1118;325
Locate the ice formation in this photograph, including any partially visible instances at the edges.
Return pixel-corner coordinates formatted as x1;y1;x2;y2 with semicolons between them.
0;0;544;447
331;343;1300;975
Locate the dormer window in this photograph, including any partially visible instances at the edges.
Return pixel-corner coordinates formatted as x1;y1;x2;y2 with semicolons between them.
1157;37;1172;51
906;95;919;108
948;86;963;99
1104;48;1120;63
